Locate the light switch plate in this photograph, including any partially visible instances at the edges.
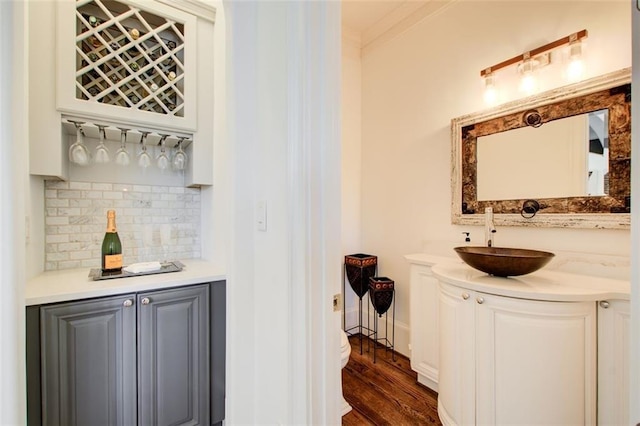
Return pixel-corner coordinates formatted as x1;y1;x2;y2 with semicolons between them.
256;200;267;231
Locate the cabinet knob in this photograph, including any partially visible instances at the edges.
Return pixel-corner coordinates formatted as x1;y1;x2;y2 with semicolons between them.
462;293;470;300
141;297;151;305
476;297;484;304
599;300;610;309
123;299;133;307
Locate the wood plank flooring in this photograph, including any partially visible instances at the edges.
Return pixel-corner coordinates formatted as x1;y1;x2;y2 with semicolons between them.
342;335;441;426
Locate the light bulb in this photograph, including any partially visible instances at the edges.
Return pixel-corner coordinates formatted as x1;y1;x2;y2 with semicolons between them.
518;58;538;95
483;74;498;105
567;41;584;82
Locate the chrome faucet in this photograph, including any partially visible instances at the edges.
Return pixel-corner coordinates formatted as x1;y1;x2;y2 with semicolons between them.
485;207;497;247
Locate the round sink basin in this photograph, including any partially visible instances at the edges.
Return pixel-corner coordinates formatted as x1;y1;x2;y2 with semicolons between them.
454;246;555;277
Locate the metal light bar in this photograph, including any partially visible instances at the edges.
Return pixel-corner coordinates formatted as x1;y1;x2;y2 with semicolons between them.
480;29;588;77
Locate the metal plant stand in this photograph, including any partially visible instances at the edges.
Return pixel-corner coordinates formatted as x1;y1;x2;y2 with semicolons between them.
343;254;377;355
368;276;396;363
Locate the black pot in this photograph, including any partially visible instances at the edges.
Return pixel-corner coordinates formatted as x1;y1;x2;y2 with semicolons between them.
369;277;394;317
344;254;377;298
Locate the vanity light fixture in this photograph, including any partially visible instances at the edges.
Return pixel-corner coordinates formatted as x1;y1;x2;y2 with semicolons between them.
480;29;588;102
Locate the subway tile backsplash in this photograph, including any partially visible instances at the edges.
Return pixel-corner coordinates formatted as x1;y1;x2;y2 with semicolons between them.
44;180;201;271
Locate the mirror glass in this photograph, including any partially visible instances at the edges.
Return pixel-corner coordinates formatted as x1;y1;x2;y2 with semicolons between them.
451;68;631;229
476;109;609;201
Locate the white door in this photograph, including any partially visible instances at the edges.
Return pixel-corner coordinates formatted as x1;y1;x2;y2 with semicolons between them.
598;299;630;426
475;293;596;425
438;282;475;426
409;264;440;391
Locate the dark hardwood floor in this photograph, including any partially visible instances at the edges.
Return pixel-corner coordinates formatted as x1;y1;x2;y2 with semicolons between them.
342;335;441;426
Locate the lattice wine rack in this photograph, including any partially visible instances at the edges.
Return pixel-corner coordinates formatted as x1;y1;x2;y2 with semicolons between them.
75;0;185;117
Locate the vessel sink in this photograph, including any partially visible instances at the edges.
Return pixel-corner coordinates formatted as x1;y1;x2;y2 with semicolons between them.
454;246;555;277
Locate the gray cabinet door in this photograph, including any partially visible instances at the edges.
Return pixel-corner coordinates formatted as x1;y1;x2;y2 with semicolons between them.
137;284;210;426
40;294;137;426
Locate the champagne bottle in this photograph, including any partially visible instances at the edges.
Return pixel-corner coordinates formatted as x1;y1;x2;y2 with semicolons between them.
101;210;123;273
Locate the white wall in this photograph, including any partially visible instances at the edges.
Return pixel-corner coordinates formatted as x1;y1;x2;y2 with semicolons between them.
341;28;363;320
1;1;27;423
354;1;630;356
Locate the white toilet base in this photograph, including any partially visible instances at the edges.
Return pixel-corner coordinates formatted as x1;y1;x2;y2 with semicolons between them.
340;329;352;417
342;397;353;416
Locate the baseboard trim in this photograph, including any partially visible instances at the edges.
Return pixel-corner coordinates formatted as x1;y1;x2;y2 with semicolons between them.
417;373;439;393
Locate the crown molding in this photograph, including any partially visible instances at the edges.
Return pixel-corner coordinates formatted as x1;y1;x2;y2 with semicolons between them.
362;0;455;56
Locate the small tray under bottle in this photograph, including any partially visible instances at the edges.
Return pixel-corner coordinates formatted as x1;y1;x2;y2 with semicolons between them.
88;260;185;281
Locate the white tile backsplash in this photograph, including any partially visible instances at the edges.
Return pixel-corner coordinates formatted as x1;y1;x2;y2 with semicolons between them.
45;180;201;271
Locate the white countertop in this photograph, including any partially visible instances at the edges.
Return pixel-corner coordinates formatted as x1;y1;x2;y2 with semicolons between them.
26;259;226;306
430;262;630;302
404;252;459;267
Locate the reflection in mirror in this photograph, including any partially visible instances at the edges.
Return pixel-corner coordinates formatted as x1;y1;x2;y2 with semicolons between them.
451;68;631;229
587;109;609;196
476;109;609;201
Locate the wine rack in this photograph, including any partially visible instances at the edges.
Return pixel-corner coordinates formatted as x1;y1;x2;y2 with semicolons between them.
76;0;185;117
75;0;185;117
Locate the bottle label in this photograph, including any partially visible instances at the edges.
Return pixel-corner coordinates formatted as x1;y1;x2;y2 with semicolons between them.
104;254;123;269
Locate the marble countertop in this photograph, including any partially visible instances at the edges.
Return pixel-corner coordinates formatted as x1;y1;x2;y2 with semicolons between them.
26;259;226;306
430;261;629;302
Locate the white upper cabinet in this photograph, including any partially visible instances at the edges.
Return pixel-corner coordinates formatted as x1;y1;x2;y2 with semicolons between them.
56;0;197;131
30;0;214;187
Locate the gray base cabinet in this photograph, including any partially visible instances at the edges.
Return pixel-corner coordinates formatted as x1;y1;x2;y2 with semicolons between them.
40;293;138;425
138;285;210;426
27;281;225;426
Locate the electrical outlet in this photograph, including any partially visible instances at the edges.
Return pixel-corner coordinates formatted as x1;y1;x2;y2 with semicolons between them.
333;293;342;312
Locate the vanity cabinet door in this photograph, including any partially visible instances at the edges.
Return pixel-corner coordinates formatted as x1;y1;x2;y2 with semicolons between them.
137;284;210;426
409;264;440;391
598;299;630;426
475;293;596;425
40;294;137;426
437;282;475;426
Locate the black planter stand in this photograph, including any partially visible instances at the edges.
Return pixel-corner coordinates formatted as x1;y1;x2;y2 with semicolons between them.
343;254;377;355
369;276;396;363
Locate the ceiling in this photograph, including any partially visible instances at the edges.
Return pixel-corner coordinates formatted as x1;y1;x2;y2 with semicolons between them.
341;0;438;48
342;1;418;33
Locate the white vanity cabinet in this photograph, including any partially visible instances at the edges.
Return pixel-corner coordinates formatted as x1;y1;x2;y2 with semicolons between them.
438;281;597;426
598;299;630;426
29;0;215;186
407;256;630;426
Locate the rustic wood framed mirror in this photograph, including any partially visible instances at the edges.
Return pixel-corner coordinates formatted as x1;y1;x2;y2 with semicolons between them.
451;68;630;229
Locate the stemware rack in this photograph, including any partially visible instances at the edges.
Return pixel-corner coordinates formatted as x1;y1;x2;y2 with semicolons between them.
74;0;186;117
62;117;193;150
